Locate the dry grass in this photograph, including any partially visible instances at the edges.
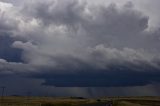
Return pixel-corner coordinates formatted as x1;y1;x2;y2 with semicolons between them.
0;96;160;106
115;101;145;106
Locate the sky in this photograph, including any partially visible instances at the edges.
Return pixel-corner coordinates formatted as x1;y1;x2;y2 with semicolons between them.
0;0;160;97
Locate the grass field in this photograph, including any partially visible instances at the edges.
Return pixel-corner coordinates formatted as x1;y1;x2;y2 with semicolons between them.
0;96;160;106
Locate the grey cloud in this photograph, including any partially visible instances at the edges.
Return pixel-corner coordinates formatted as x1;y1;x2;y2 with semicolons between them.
0;59;36;75
84;4;148;35
39;1;148;49
0;0;160;88
0;2;23;62
22;1;149;40
23;0;85;26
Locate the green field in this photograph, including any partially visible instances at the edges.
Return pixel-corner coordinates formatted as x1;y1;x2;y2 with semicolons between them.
0;96;160;106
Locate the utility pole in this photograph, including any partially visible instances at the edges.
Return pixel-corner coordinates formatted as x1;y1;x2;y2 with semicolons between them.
1;87;6;106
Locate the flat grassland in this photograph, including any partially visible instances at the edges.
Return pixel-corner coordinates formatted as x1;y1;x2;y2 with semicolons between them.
0;96;160;106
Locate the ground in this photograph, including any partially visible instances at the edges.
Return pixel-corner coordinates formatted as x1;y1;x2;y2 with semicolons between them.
0;96;160;106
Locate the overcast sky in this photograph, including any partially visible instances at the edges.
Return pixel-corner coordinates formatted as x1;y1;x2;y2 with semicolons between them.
0;0;160;97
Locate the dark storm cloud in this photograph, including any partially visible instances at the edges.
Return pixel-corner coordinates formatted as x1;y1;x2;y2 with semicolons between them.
1;0;160;88
0;36;22;62
34;52;160;87
40;70;160;87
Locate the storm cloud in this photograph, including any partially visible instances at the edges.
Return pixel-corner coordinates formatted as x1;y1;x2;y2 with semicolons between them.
0;0;160;89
